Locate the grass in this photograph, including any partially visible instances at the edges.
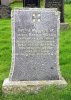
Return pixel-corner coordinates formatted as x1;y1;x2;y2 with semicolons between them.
0;2;71;100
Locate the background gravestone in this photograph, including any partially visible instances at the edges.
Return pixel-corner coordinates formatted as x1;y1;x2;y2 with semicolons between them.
23;0;40;7
0;0;11;18
0;5;11;18
45;0;64;23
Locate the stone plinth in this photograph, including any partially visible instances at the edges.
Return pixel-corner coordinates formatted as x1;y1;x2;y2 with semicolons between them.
3;78;67;94
60;23;69;30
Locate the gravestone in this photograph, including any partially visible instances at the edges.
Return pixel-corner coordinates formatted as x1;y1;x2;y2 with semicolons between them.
3;8;67;93
23;0;40;7
0;5;11;18
45;0;64;23
0;0;11;18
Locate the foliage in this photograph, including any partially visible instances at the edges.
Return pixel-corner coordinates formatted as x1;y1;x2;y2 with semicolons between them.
65;0;71;4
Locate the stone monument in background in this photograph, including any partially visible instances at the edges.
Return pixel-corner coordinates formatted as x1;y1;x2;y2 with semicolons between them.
45;0;64;23
2;8;67;93
45;0;69;30
0;0;11;18
23;0;40;7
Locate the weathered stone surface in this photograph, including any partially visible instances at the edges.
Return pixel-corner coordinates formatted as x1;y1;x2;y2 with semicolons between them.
9;8;61;81
2;78;67;94
0;5;11;18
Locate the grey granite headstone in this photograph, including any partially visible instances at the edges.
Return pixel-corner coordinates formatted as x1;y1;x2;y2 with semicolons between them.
2;8;67;93
9;8;60;81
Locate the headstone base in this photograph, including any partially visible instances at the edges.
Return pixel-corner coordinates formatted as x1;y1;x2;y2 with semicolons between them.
2;78;67;94
60;23;69;30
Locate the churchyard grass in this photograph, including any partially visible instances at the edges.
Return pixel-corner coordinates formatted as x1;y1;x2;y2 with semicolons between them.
0;2;71;100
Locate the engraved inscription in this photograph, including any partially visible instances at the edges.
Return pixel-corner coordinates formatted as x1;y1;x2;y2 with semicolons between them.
16;28;56;56
45;0;62;7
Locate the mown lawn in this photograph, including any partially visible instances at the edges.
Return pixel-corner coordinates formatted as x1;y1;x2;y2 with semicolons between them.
0;2;71;100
